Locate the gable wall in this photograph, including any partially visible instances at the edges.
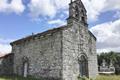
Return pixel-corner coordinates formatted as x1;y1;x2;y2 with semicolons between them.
62;22;98;80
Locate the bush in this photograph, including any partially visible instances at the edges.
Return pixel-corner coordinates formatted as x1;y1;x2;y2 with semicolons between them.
78;76;94;80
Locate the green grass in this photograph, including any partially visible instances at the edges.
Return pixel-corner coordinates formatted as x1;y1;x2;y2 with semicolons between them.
78;75;120;80
96;75;120;80
0;75;120;80
0;75;40;80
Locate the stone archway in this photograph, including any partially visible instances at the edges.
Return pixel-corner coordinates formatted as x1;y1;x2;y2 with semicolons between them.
78;55;89;77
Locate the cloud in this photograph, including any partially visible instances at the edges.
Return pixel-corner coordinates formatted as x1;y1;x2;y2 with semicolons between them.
48;19;66;26
104;0;120;11
0;0;25;14
51;0;70;9
90;19;120;53
0;38;13;44
0;0;119;22
28;0;71;19
0;43;11;54
82;0;120;21
82;0;106;21
28;0;57;18
0;37;14;54
28;0;120;22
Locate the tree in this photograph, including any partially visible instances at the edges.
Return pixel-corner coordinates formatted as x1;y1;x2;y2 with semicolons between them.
97;51;120;74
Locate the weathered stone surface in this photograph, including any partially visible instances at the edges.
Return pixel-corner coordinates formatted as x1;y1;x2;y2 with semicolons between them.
0;53;14;76
11;31;63;79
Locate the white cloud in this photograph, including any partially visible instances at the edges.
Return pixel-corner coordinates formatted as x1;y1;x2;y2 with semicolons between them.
104;0;120;11
0;0;120;21
28;0;71;19
51;0;70;10
82;0;120;21
28;0;57;18
0;37;13;54
82;0;106;21
0;0;25;14
0;43;11;54
28;0;120;21
90;19;120;53
48;19;66;25
0;38;13;44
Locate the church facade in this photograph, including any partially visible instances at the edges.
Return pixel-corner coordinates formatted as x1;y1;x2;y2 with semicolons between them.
10;0;98;80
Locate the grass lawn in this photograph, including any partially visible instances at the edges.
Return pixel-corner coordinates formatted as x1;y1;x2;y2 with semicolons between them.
96;75;120;80
0;76;40;80
0;75;120;80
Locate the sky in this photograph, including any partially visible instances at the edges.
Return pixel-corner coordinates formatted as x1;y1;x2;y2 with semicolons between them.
0;0;120;54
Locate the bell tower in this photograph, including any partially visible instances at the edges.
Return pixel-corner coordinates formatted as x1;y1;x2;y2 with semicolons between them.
67;0;88;26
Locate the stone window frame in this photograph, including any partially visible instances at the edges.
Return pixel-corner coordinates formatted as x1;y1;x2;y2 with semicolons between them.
22;56;30;77
78;53;89;77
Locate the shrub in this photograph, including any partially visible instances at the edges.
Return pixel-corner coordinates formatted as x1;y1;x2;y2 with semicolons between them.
78;76;94;80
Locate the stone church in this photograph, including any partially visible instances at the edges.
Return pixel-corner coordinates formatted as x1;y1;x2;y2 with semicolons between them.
10;0;98;80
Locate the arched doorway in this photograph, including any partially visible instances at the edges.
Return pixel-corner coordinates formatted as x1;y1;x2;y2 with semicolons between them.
79;55;89;77
22;57;29;77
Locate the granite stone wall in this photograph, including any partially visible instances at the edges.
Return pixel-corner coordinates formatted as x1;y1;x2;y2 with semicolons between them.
62;25;80;80
0;53;14;76
11;31;63;79
62;21;98;80
88;34;98;78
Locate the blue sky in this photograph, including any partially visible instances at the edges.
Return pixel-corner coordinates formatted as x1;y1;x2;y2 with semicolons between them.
0;0;120;54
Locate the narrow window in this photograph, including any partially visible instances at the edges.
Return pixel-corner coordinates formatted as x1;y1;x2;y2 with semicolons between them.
23;62;28;77
82;17;85;22
75;6;79;17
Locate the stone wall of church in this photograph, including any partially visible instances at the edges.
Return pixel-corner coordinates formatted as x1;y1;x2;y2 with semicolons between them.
87;34;98;78
62;22;98;80
11;31;63;79
0;53;14;76
62;25;80;80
